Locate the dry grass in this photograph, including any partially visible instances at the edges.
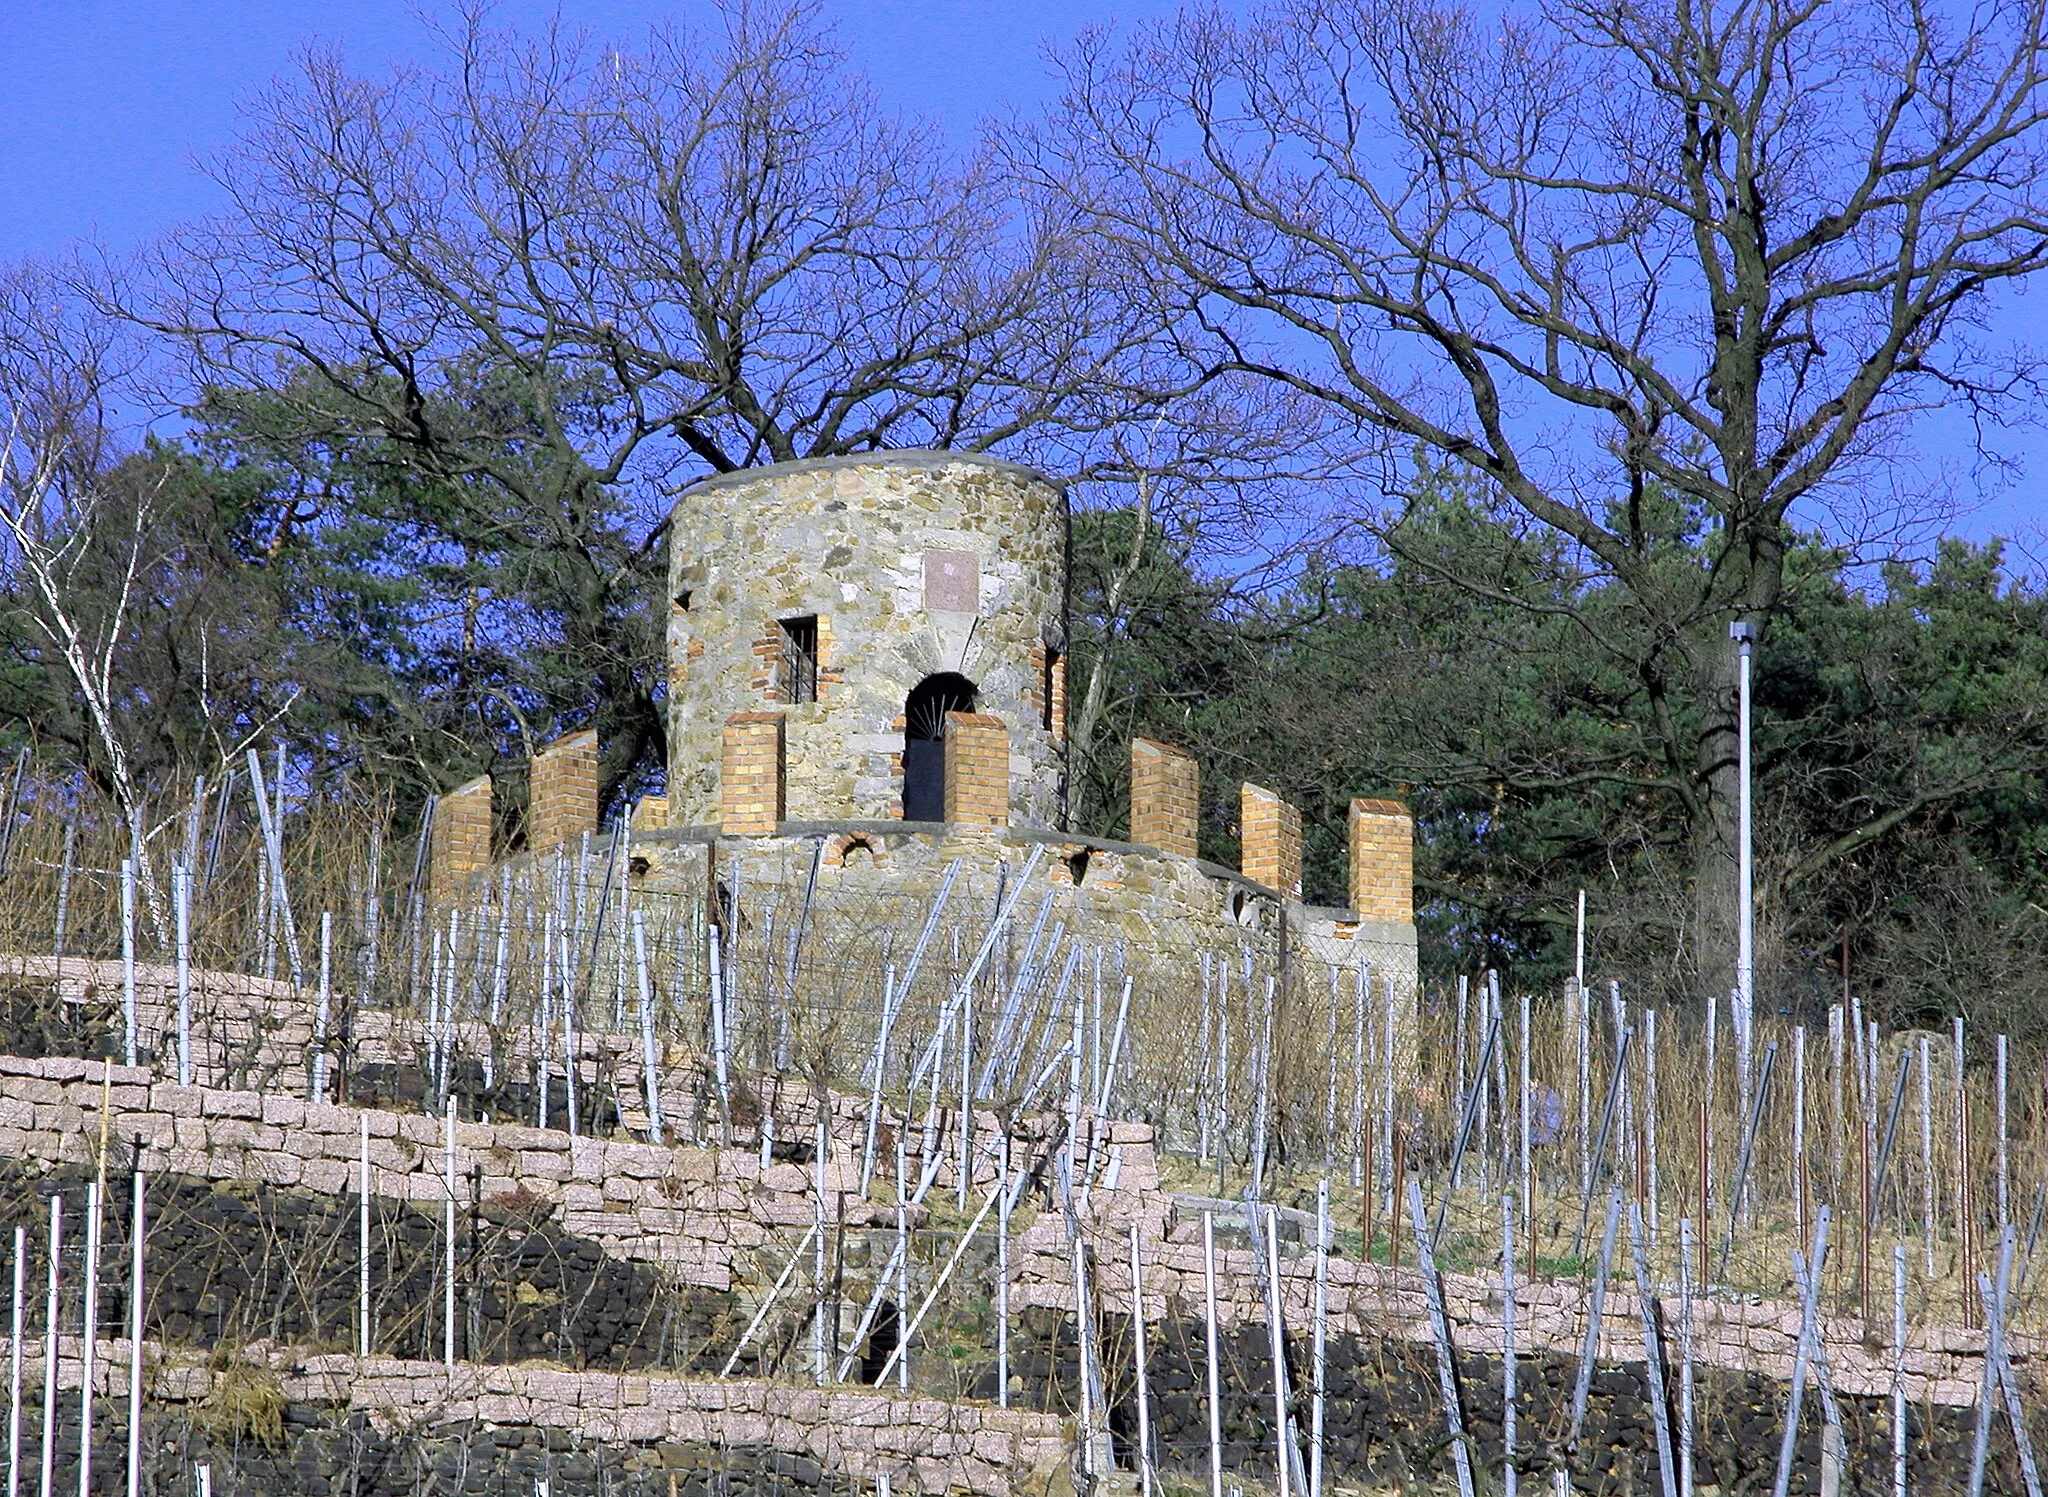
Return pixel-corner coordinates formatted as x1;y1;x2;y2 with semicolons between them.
190;1359;287;1451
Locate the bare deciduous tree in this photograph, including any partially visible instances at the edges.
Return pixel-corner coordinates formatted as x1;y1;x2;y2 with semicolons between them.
1026;0;2048;992
1;266;310;936
127;1;1258;805
0;428;173;938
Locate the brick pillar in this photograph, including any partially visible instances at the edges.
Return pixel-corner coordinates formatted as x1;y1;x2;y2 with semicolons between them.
529;730;599;853
1130;737;1199;857
721;712;785;834
1348;798;1414;923
1241;782;1303;899
429;775;492;901
631;794;670;832
943;712;1009;827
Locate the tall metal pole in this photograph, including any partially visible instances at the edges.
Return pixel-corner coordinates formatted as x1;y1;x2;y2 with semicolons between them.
1730;621;1756;1010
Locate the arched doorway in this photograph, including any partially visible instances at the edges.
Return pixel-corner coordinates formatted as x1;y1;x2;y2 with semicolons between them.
902;672;978;822
857;1298;901;1384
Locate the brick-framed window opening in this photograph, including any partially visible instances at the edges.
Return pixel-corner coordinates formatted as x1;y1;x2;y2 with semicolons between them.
1041;647;1062;731
778;616;819;704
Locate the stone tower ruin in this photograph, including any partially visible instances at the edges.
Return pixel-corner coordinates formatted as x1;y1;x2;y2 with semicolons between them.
663;453;1069;831
426;448;1420;1096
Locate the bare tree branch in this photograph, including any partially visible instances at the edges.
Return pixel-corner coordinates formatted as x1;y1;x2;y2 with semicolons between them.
1024;0;2048;992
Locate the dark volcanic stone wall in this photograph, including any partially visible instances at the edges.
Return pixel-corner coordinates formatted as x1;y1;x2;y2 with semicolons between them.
22;1392;866;1497
0;973;114;1060
0;1166;775;1374
1013;1308;2036;1496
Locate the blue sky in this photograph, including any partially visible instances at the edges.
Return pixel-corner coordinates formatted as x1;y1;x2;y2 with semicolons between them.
0;0;1122;256
2;1;2043;555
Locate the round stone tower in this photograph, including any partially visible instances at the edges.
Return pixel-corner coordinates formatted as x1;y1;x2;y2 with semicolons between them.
664;452;1068;830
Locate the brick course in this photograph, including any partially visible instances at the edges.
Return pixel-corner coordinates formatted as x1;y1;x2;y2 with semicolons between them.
750;616;840;703
428;775;492;901
1240;782;1303;899
1348;797;1413;924
943;712;1009;828
722;712;786;835
1026;643;1067;739
1130;738;1199;857
529;731;599;853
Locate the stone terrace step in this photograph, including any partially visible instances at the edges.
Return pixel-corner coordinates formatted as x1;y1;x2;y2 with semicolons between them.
0;1053;905;1289
16;1335;1070;1497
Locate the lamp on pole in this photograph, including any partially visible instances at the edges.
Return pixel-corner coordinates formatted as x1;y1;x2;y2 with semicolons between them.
1729;620;1757;1012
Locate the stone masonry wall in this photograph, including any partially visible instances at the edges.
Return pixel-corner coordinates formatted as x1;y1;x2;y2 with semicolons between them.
1008;1186;2017;1413
0;953;1133;1209
2;956;673;1123
0;1053;891;1288
0;1045;1158;1293
667;454;1066;830
1049;1312;2025;1497
0;1036;2026;1492
7;1340;1070;1497
2;1041;1994;1417
630;828;1422;1118
2;1161;730;1371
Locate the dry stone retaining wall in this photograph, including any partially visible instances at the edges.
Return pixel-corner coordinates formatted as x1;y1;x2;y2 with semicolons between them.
0;1046;2018;1413
1032;1310;2031;1497
0;956;1111;1170
0;1053;881;1288
2;955;664;1109
0;1052;1150;1291
12;1339;1070;1497
1016;1187;2022;1412
2;1161;733;1370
